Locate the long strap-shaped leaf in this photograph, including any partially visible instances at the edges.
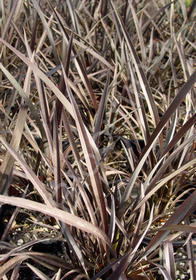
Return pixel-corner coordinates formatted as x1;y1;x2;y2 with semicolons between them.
144;184;196;258
0;194;113;251
0;38;74;118
0;53;33;195
120;70;196;214
31;0;59;63
50;5;98;111
109;0;160;130
0;136;113;257
0;37;103;186
0;136;55;207
0;255;29;278
63;67;108;234
93;74;110;145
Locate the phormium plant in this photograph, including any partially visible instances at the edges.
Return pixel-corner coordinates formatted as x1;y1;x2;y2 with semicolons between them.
0;0;195;279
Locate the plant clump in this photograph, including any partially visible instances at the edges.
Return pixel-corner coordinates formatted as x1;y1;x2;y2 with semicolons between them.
0;0;196;279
